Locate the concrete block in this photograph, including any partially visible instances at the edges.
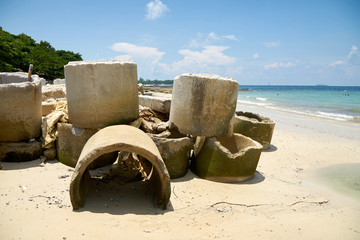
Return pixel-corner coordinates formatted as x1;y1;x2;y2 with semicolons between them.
56;123;98;168
191;133;263;182
0;73;42;142
150;132;193;179
0;140;42;162
53;78;65;85
139;95;171;113
169;73;239;137
42;101;57;116
64;60;139;128
233;111;275;149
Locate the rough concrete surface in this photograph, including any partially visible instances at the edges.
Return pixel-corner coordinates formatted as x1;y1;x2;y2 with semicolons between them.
65;60;139;129
169;73;238;137
191;133;263;182
70;125;171;210
0;140;42;162
0;74;42;142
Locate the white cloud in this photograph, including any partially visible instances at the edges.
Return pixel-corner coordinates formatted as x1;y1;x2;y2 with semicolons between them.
189;32;237;48
160;45;237;75
264;62;279;70
146;0;169;20
223;35;238;41
264;62;296;70
112;42;165;62
347;45;360;65
111;42;165;78
264;41;280;47
329;60;345;67
253;53;259;59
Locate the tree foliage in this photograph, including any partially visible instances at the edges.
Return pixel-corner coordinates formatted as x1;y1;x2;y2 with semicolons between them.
0;27;82;79
138;78;173;85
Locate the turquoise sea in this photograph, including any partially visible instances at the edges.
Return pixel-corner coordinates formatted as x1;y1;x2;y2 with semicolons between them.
237;85;360;123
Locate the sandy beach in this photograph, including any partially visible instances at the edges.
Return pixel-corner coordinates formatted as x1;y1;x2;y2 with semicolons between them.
1;101;360;239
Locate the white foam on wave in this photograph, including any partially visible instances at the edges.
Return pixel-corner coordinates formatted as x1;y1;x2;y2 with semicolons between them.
237;100;272;107
256;97;267;101
316;111;354;121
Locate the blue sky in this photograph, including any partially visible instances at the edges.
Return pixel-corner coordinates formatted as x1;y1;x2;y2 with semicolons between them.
1;0;359;85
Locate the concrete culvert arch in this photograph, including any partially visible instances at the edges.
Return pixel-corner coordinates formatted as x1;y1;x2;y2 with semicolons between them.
70;125;171;210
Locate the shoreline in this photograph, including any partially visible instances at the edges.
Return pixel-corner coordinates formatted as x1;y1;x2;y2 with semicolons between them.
1;90;360;239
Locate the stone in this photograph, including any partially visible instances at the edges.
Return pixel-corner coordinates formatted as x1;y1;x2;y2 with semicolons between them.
139;95;171;113
69;125;170;210
0;73;42;142
43;148;56;160
53;79;66;85
233;111;275;149
150;131;193;179
0;141;42;162
56;123;98;168
41;84;66;101
42;101;57;116
64;60;139;128
191;133;263;182
169;73;239;137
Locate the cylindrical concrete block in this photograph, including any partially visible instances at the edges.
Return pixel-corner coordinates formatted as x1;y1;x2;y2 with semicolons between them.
233;111;275;149
0;73;42;142
169;73;239;137
64;60;139;129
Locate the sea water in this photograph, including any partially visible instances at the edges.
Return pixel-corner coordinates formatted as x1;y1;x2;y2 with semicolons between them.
237;85;360;123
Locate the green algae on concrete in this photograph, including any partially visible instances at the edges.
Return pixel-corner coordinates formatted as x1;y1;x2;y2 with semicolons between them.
233;111;275;149
191;133;262;183
150;132;193;179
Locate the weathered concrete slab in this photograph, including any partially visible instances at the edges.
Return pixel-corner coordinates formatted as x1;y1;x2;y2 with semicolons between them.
53;78;65;85
233;111;275;149
65;60;139;128
139;95;171;113
169;73;239;137
56;123;98;168
42;84;66;101
0;73;42;142
191;133;262;182
69;125;170;210
0;140;42;162
42;101;57;116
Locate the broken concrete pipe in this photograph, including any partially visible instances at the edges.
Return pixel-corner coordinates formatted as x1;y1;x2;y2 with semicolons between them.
191;133;263;183
233;111;275;149
64;60;139;129
169;73;239;137
150;130;194;179
0;72;42;143
70;125;171;210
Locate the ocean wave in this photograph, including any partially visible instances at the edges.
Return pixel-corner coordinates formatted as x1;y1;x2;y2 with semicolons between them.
256;97;267;101
316;111;354;121
237;100;272;107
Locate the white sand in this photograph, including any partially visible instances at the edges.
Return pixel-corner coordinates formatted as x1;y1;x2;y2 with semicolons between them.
1;105;360;239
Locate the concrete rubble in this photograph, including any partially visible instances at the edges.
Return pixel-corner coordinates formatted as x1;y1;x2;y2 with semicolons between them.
233;111;275;149
190;134;263;182
70;125;171;210
1;61;274;211
64;60;139;129
169;73;239;137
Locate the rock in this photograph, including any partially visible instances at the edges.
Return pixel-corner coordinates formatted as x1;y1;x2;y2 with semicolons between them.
43;148;56;160
233;111;275;149
190;133;263;182
139;95;171;113
64;60;139;128
0;73;42;142
69;125;170;210
41;84;66;101
0;141;42;162
42;101;57;116
56;123;98;168
169;73;239;137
